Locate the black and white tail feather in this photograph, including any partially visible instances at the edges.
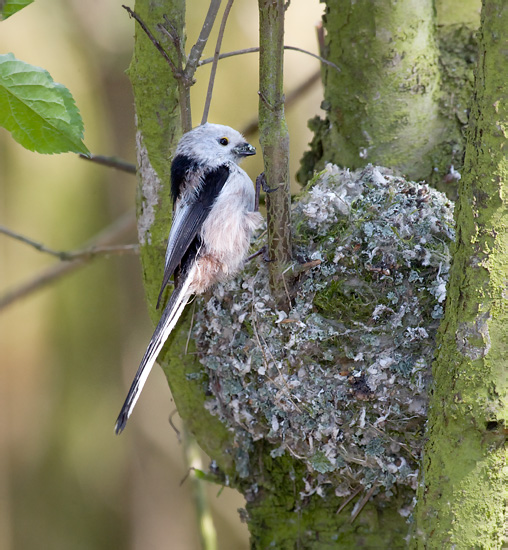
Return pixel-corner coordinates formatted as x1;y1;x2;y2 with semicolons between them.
115;123;262;434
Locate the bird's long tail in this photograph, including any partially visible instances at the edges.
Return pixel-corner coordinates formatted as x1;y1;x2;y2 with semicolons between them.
114;272;193;434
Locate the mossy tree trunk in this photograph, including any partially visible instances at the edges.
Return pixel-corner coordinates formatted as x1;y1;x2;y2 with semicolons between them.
298;0;480;192
129;0;235;466
129;0;508;548
413;1;508;546
299;0;445;184
258;0;292;306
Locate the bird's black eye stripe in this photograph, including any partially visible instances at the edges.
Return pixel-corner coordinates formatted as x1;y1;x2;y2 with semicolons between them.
219;137;229;146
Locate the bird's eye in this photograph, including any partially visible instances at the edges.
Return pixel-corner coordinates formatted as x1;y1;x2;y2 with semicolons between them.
219;137;229;146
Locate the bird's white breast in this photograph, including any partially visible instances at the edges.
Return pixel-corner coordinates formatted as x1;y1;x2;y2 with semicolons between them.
192;163;262;292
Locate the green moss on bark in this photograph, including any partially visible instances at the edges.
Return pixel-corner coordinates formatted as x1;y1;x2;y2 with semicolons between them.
258;0;292;305
129;0;235;471
413;1;508;546
299;0;445;184
246;447;410;550
299;1;481;195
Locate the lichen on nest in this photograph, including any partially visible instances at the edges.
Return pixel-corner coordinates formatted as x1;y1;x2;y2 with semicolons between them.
193;164;454;499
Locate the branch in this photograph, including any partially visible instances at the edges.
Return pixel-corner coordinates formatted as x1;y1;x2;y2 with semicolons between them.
79;153;136;174
0;226;137;261
258;0;292;308
0;211;137;311
124;2;226;131
201;0;235;125
184;0;222;83
0;260;85;311
122;5;178;74
198;45;341;73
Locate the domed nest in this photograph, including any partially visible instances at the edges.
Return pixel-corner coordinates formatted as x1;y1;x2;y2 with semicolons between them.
194;164;454;499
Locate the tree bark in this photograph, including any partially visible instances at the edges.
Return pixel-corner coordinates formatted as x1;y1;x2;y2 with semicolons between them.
129;0;235;468
298;0;446;184
413;1;508;546
258;0;292;306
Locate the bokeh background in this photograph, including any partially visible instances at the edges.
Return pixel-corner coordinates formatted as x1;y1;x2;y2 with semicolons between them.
0;1;324;548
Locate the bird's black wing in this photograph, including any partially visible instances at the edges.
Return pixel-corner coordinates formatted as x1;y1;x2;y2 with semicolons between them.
157;163;230;307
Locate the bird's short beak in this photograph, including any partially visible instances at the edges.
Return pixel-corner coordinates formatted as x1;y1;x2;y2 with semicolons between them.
233;142;256;157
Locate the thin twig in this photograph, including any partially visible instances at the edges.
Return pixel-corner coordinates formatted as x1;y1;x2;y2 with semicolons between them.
0;211;136;311
336;486;362;515
168;409;182;443
122;5;177;73
350;483;377;524
184;0;222;82
0;225;138;261
79;154;136;174
285;45;340;72
158;16;192;131
201;0;235;125
198;45;340;73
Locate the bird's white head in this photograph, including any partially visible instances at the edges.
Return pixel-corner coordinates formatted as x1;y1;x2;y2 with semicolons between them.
175;123;256;168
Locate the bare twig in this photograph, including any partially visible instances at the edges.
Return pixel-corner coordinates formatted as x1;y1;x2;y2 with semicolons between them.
0;211;136;311
168;409;182;443
198;45;340;73
350;483;377;524
122;5;178;74
284;45;340;73
201;0;235;125
0;225;138;261
79;154;136;174
184;0;222;82
336;486;363;515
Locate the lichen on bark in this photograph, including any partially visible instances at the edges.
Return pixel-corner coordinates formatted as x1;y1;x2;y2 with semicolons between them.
413;1;508;546
299;0;444;183
298;0;480;196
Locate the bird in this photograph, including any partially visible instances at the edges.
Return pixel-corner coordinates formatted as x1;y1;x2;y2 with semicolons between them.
115;123;263;434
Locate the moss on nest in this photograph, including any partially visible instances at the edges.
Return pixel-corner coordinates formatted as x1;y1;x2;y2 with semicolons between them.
194;164;454;502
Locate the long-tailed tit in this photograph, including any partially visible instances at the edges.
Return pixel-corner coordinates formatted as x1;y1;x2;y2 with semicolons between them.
115;123;263;434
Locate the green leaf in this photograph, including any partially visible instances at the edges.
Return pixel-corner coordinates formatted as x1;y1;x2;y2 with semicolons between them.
0;53;89;155
0;0;35;21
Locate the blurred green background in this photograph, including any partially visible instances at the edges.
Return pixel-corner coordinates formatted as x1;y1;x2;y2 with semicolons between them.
0;1;324;548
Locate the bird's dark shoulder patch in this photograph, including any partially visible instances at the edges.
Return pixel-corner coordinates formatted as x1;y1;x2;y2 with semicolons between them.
197;164;230;208
171;155;200;202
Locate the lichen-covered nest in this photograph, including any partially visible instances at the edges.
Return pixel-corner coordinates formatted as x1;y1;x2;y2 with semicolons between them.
194;164;454;499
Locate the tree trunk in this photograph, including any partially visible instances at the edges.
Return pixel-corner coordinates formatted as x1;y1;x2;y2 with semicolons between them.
413;1;508;546
299;0;444;183
258;0;292;306
129;0;236;466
